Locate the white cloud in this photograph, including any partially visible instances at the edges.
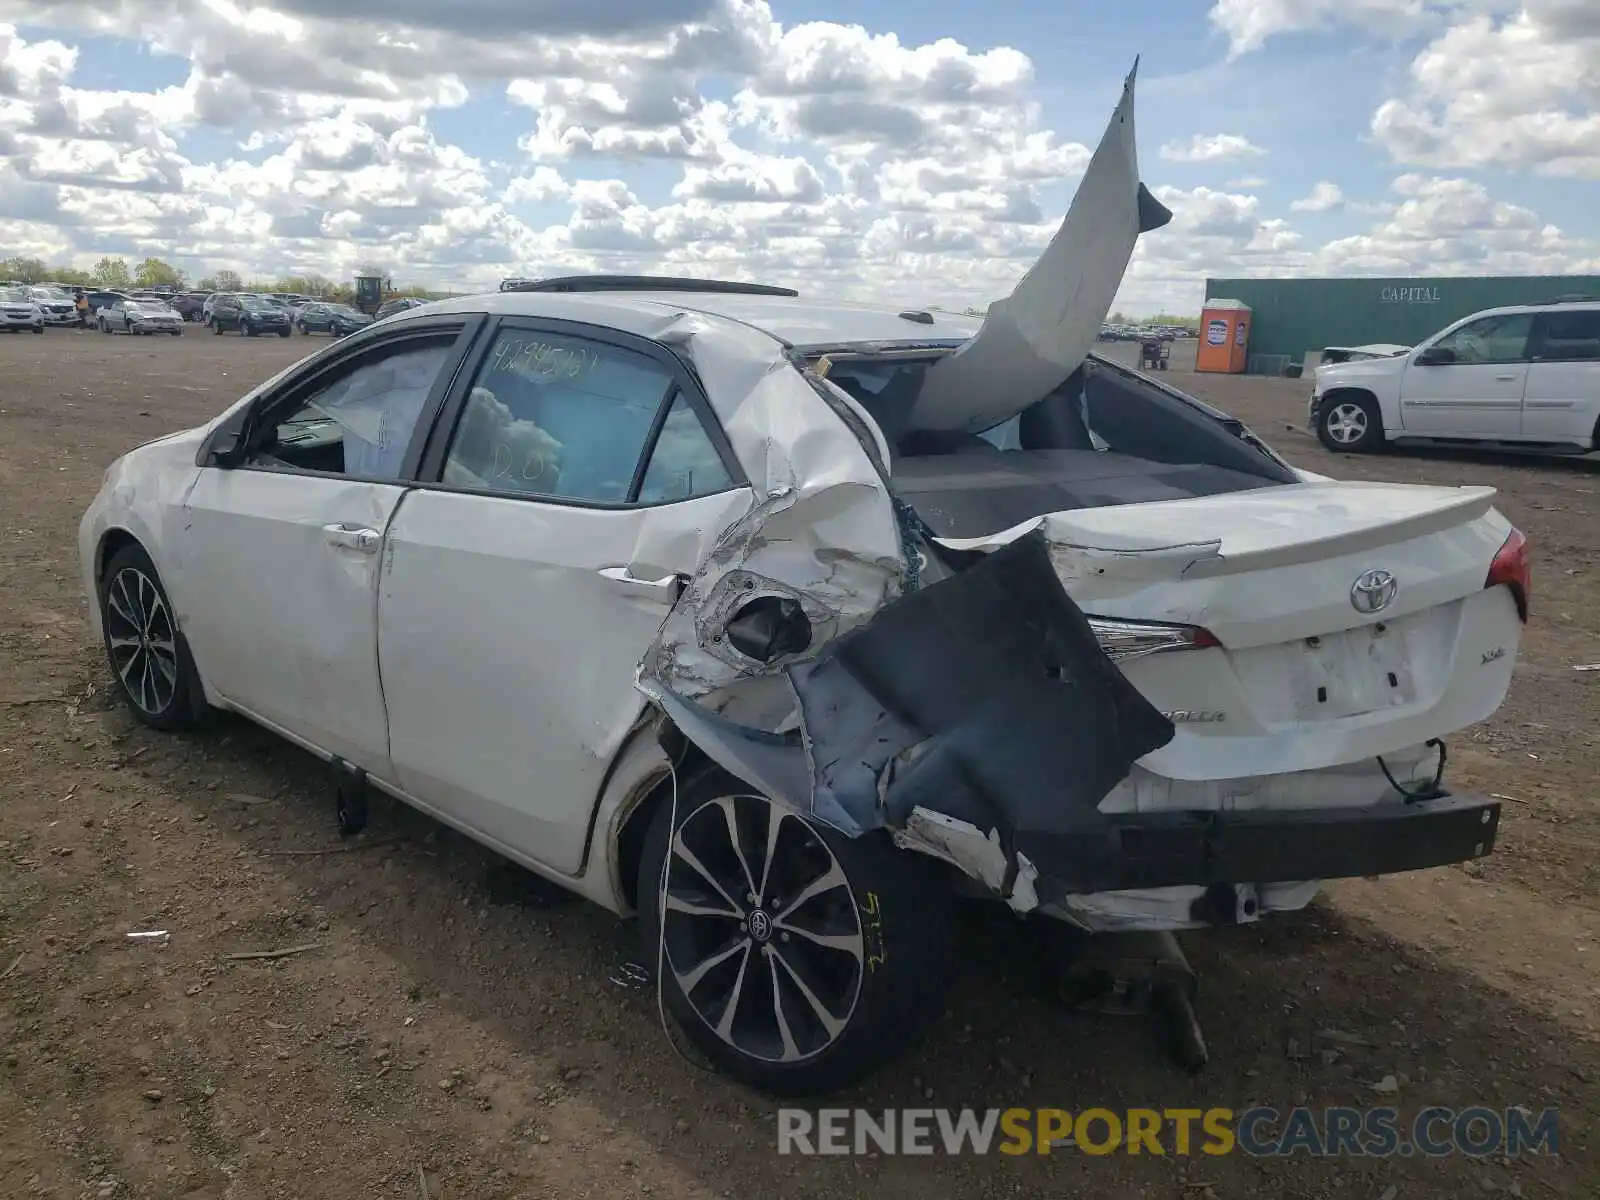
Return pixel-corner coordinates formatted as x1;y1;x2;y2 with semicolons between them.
1208;0;1455;56
1371;5;1600;178
1289;181;1344;212
1;7;1596;318
1159;133;1266;164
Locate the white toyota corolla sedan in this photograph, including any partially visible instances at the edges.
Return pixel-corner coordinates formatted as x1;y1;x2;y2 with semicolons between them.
79;72;1528;1095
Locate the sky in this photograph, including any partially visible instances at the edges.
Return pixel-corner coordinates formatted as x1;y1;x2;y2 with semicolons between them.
0;0;1596;314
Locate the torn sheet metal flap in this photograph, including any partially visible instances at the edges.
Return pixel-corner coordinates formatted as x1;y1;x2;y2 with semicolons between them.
787;530;1175;838
909;61;1157;434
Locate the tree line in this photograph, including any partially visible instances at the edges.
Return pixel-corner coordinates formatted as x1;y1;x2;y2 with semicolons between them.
0;255;440;303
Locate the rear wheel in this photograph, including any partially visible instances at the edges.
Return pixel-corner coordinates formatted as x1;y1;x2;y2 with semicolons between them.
98;543;206;731
637;766;953;1096
240;320;253;337
1316;392;1384;453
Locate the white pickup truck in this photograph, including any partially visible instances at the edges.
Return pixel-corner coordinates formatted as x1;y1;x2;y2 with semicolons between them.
1310;299;1600;456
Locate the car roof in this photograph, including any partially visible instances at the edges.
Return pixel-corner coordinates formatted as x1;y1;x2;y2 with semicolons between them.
418;288;983;349
1480;299;1600;316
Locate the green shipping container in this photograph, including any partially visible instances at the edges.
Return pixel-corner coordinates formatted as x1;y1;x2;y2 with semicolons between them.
1204;275;1600;376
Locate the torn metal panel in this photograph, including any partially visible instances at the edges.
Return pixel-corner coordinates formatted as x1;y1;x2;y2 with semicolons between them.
892;809;1041;913
786;531;1176;838
909;61;1171;434
639;318;908;709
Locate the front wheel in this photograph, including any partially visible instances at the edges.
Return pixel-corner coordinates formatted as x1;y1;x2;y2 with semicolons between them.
31;325;44;335
99;319;110;333
98;543;206;731
1316;392;1384;453
240;321;253;337
277;328;291;338
637;767;952;1096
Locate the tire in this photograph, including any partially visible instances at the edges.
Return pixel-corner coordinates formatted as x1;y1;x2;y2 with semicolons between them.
637;766;953;1096
277;328;291;338
98;543;206;732
1315;391;1384;453
99;319;110;334
171;329;182;336
240;321;253;337
31;325;43;335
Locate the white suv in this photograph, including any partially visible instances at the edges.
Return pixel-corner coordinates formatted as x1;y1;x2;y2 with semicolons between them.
1310;299;1600;455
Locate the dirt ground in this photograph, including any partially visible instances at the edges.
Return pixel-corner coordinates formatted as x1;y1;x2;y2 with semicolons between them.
1;327;1595;1200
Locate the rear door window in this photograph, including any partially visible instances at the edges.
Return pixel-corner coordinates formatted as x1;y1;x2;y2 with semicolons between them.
1535;311;1600;362
437;326;736;506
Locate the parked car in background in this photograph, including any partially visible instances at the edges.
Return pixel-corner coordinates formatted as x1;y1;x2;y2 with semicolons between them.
1311;299;1600;455
0;287;45;333
98;298;185;336
374;297;428;322
210;294;292;337
171;293;210;322
28;285;78;326
84;290;128;315
296;302;374;337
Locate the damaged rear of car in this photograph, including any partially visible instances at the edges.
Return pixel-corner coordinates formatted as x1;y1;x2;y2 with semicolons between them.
613;66;1524;1095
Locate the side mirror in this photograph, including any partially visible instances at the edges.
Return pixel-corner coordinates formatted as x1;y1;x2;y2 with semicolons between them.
1415;346;1456;366
205;428;250;468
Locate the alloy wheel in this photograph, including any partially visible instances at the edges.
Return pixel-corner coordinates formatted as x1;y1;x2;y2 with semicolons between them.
104;567;180;716
1324;401;1369;445
662;795;865;1065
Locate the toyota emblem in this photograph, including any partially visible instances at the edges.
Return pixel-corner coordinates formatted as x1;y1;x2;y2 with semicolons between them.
1350;568;1399;614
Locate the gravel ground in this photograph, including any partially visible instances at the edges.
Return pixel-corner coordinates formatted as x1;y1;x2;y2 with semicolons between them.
1;327;1595;1199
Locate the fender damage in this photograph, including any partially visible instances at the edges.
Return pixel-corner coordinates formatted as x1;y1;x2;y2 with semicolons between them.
634;63;1182;914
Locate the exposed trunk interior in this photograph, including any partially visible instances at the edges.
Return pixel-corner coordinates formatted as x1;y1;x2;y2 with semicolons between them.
821;352;1300;538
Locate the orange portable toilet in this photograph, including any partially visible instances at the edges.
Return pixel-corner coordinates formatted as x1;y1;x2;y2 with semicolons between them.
1196;299;1252;373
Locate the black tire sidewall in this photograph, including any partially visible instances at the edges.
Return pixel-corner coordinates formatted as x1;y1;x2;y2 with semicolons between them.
637;766;952;1097
99;543;205;731
1316;393;1382;453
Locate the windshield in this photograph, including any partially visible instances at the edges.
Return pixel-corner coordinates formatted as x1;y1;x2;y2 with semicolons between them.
128;301;167;312
241;300;273;312
30;287;69;301
331;305;363;316
1;288;31;302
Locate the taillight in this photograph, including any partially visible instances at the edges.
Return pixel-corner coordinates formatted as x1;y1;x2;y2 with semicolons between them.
1088;616;1221;661
1485;527;1530;623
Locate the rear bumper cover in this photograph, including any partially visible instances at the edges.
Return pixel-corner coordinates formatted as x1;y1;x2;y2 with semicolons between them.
1016;791;1499;899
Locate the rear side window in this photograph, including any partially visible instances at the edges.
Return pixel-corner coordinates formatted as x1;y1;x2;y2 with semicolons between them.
1537;311;1600;362
440;327;735;505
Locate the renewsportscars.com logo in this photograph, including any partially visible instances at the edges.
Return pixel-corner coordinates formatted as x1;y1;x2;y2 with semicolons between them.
777;1106;1560;1158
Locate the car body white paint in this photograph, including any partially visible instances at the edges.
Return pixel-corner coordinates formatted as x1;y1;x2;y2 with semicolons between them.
1312;301;1600;451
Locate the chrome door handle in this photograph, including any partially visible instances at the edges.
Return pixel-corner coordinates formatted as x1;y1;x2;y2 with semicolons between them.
1495;374;1517;382
598;566;681;602
323;524;381;555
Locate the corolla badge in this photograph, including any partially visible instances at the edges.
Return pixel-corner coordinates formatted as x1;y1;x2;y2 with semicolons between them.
1350;568;1399;614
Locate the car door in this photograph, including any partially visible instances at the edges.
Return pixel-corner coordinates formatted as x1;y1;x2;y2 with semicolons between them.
1524;309;1600;446
377;319;752;873
1399;312;1534;438
173;316;486;779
